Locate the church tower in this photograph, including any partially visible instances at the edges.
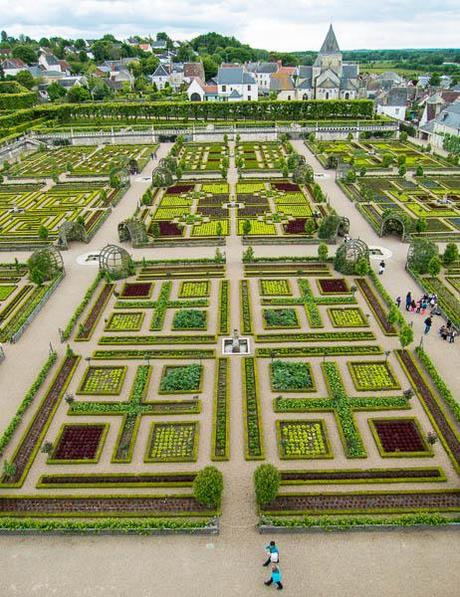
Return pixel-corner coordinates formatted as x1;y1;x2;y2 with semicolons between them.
313;24;343;99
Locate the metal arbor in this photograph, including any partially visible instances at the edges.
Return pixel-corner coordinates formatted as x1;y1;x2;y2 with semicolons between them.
334;238;369;274
56;221;88;249
380;210;409;241
118;219;148;247
98;244;132;279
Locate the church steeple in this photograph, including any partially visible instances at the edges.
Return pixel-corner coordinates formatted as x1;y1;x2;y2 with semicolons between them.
319;24;340;54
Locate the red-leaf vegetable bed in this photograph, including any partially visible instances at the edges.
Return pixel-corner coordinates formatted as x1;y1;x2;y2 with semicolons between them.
52;425;105;461
372;419;427;453
263;491;460;513
318;278;349;293
39;473;197;486
280;468;443;482
167;185;193;194
121;283;152;298
0;496;215;515
283;219;307;234
158;221;183;236
273;183;300;192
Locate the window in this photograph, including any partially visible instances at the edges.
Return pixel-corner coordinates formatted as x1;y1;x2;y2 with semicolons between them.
325;92;329;100
345;92;350;100
248;85;251;90
222;85;226;92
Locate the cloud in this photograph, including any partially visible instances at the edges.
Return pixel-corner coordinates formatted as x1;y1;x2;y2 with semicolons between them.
0;0;459;49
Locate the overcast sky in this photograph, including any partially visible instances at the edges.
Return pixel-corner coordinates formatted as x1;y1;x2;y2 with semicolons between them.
1;0;459;50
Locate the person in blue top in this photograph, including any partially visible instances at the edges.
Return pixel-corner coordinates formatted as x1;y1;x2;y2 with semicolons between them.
265;564;283;590
263;541;279;566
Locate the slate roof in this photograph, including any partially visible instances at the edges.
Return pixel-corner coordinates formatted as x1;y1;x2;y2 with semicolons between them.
343;63;358;78
2;58;26;69
151;40;167;49
247;62;278;74
229;89;242;99
384;87;409;107
217;67;255;85
298;66;312;79
43;53;59;66
436;102;460;129
270;73;294;91
319;25;340;54
152;64;170;78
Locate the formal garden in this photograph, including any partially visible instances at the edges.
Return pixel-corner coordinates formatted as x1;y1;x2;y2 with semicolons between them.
308;137;452;171
0;253;63;343
338;175;460;242
0;181;126;249
5;143;156;178
0;254;458;532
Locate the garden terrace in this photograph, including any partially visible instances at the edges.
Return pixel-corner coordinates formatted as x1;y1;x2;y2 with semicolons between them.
1;260;460;530
178;142;228;173
339;174;460;242
0;181;123;249
236;141;287;173
0;261;63;343
309;139;452;171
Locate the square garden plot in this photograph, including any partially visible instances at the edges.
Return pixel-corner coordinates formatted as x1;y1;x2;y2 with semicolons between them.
77;366;127;395
276;420;332;459
271;360;316;392
145;422;198;462
172;309;207;330
105;312;144;332
48;424;108;463
0;285;16;301
159;364;203;393
369;418;432;457
348;361;401;391
179;280;210;298
317;278;349;294
120;282;153;298
263;308;299;329
260;279;292;296
328;308;369;328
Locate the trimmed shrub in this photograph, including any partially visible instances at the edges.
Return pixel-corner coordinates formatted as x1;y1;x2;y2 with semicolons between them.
193;466;224;508
254;464;280;507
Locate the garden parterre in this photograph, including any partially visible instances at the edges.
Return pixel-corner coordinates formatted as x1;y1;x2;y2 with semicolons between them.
0;260;459;530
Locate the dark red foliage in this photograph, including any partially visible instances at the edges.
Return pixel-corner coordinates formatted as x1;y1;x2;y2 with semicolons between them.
167;185;193;194
283;219;307;234
52;425;105;460
318;278;349;293
273;182;300;192
121;283;152;297
373;420;426;453
158;221;182;236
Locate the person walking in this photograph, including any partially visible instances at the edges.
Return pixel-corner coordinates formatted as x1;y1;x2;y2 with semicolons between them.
396;296;402;308
378;260;385;275
265;564;283;590
263;541;279;567
405;292;412;311
424;316;433;335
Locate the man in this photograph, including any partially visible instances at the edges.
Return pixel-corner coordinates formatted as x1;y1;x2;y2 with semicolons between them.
424;316;433;335
263;541;279;567
265;564;283;590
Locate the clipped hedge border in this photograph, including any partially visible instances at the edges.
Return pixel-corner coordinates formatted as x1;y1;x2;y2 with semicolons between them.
0;351;57;457
36;472;197;489
98;334;217;345
62;272;103;340
256;331;376;343
91;349;215;359
259;512;460;532
256;345;383;358
211;358;230;461
240;279;252;334
278;466;446;485
218;279;230;335
242;357;264;460
415;346;460;423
